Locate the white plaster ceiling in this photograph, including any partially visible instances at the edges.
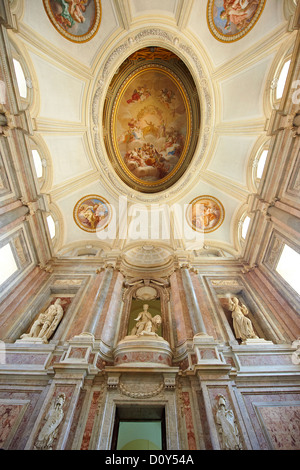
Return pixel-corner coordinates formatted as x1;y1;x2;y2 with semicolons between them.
10;0;296;262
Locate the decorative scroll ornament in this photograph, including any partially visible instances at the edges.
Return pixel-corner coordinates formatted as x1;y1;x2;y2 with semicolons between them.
119;380;164;399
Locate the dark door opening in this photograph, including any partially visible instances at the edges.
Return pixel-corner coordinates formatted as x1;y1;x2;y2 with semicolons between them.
111;406;166;450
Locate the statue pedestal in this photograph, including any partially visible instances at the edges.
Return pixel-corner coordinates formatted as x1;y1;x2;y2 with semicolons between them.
192;333;231;372
16;336;47;344
114;335;173;367
241;338;273;346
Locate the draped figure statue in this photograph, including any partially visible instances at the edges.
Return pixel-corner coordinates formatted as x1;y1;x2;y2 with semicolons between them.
20;298;64;343
228;297;258;342
130;304;162;337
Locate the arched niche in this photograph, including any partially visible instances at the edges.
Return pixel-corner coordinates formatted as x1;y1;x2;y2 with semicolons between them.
118;278;171;345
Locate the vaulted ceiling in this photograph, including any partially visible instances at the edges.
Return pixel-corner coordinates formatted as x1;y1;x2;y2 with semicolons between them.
9;0;297;266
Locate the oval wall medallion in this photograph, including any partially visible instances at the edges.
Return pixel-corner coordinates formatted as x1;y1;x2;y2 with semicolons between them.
43;0;102;43
207;0;266;43
103;48;201;193
186;195;225;233
73;195;111;233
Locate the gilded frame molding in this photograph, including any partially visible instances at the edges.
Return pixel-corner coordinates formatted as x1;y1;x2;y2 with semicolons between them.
108;63;194;193
207;0;266;43
42;0;102;43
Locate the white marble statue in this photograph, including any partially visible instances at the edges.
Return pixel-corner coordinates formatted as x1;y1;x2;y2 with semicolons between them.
21;298;64;343
130;304;162;337
228;297;258;342
215;395;242;450
34;393;66;450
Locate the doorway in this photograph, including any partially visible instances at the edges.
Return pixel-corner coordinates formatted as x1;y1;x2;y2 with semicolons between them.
111;406;166;450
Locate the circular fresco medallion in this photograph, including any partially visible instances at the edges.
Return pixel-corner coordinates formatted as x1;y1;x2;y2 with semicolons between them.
73;195;111;233
106;60;199;193
186;196;225;233
207;0;266;43
43;0;102;43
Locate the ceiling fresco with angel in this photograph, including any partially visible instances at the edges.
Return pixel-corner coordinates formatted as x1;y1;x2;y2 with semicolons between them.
103;48;200;193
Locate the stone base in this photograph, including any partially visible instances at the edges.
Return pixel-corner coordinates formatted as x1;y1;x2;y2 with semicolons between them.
192;334;227;366
16;336;47;344
241;338;273;346
114;335;172;367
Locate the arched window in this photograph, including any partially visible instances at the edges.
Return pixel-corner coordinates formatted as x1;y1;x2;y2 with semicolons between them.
241;216;251;240
13;58;27;99
47;214;56;240
32;149;43;179
276;59;291;101
251;141;270;189
256;149;268;180
10;41;33;110
270;54;292;108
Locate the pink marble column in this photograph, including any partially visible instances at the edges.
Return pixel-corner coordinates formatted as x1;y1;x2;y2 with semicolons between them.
98;270;124;347
170;270;193;346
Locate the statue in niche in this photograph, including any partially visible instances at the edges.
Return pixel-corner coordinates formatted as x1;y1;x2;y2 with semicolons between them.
228;297;258;342
130;303;162;337
34;393;66;450
21;298;64;343
215;395;242;450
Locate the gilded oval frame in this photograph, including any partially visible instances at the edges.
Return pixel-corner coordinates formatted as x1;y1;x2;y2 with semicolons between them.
207;0;266;43
108;63;195;193
43;0;102;43
73;194;112;233
186;195;225;233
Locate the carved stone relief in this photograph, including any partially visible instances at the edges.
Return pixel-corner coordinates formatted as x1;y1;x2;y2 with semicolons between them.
34;393;65;450
215;395;242;450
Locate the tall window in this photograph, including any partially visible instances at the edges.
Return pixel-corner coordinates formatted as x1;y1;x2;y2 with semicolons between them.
256;149;268;180
241;216;251;240
276;244;300;296
0;244;18;286
47;215;56;239
13;59;27;99
32;150;43;179
276;59;291;100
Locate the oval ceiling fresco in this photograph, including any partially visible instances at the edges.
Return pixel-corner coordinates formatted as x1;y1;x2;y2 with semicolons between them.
103;47;201;193
73;195;112;233
43;0;102;43
186;195;225;233
207;0;266;43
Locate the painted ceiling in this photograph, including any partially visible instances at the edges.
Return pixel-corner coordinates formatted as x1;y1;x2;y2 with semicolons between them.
9;0;297;266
